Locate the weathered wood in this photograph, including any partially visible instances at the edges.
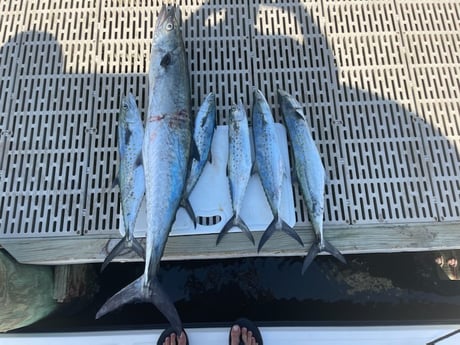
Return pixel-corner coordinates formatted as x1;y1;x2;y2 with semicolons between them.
53;265;98;302
2;223;460;265
0;250;58;332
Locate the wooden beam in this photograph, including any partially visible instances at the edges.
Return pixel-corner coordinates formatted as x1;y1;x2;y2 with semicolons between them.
2;222;460;265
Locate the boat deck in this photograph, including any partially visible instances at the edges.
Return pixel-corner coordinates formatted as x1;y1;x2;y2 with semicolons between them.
2;325;460;345
1;0;459;265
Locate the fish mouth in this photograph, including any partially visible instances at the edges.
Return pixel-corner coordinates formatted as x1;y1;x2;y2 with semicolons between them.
156;5;181;31
253;88;265;101
206;92;216;103
125;93;137;108
277;89;290;98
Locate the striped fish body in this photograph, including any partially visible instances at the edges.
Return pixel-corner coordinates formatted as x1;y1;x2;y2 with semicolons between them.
252;90;285;218
217;99;254;245
144;5;191;279
279;89;345;273
97;6;189;335
101;94;145;271
252;89;303;251
181;92;216;225
118;94;145;239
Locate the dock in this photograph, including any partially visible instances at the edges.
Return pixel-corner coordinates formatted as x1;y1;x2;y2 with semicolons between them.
1;0;459;265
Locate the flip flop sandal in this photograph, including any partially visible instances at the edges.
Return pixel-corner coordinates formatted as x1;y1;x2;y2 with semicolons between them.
228;318;263;345
157;327;189;345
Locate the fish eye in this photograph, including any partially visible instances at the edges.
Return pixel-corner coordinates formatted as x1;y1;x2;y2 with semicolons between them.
166;23;174;31
122;102;129;110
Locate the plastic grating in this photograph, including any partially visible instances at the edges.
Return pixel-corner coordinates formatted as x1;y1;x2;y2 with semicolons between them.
1;0;460;240
0;1;24;171
0;0;98;237
398;1;460;221
324;1;436;225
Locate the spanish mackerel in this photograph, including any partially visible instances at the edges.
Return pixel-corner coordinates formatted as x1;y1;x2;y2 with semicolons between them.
181;92;216;227
101;93;145;272
97;6;193;334
252;89;303;252
278;89;346;274
217;99;254;245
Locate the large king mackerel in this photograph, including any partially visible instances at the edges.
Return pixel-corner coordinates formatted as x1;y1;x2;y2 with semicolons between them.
217;99;254;245
101;93;145;272
181;92;216;226
97;6;191;334
252;89;303;252
278;89;346;274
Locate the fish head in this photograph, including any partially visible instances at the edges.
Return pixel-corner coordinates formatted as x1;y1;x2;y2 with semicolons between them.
230;99;247;123
204;92;216;107
252;89;273;126
199;92;216;128
120;93;140;123
153;5;182;49
253;89;266;102
277;89;306;121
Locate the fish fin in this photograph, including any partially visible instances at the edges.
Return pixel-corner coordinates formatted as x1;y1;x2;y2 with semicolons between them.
258;218;303;252
280;219;304;247
111;174;120;189
181;198;197;228
323;239;347;265
217;214;254;245
96;275;182;335
100;236;145;272
131;237;146;261
301;242;321;274
294;108;307;120
101;238;126;272
257;218;277;252
301;240;346;274
125;128;132;146
191;139;200;162
135;153;143;168
160;53;172;68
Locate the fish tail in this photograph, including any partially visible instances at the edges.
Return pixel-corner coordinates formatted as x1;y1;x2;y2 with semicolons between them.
301;242;320;274
301;240;346;274
323;239;347;265
258;217;303;252
95;275;182;335
180;198;197;228
101;236;145;272
217;214;255;245
131;237;146;261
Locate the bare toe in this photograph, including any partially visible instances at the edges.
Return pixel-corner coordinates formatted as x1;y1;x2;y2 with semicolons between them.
241;327;248;344
230;325;241;345
178;332;187;345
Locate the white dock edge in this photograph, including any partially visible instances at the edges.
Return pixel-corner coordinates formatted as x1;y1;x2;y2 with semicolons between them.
1;325;460;345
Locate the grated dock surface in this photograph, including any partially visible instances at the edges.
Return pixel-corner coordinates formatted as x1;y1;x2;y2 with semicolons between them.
0;1;459;259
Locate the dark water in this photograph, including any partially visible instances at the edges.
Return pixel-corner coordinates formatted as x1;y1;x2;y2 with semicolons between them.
15;251;460;332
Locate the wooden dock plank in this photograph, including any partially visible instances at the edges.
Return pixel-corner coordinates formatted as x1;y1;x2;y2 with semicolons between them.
2;223;459;265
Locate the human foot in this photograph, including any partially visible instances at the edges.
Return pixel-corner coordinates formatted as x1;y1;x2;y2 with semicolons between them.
229;319;263;345
157;329;188;345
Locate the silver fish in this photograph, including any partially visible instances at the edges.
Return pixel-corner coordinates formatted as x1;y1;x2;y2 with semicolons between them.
181;92;216;227
278;89;346;274
97;5;192;335
252;89;303;252
101;93;145;272
217;99;254;245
